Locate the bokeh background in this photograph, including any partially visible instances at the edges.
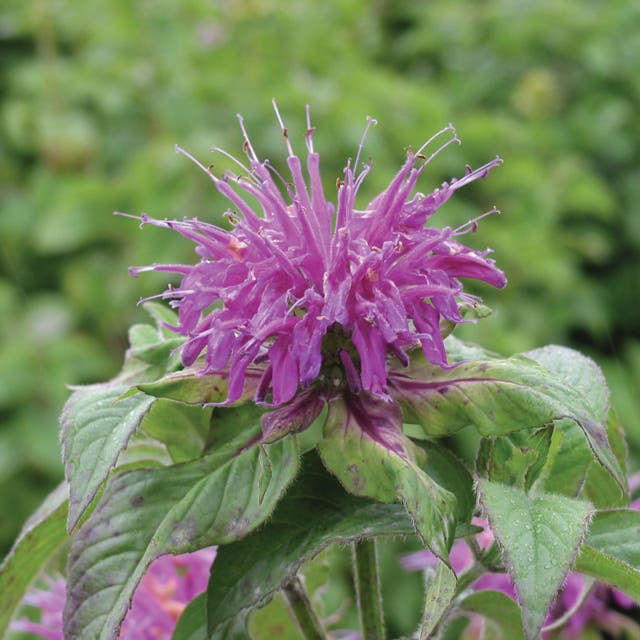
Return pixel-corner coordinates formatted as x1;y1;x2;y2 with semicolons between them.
2;0;640;622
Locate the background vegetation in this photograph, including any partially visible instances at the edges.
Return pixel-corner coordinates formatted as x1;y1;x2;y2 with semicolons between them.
2;0;639;620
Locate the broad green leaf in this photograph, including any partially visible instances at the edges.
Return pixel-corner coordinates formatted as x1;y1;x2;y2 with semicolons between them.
444;335;500;363
141;399;211;463
318;393;456;563
419;442;475;524
61;384;155;530
582;409;629;508
455;590;525;640
389;349;624;492
64;425;299;640
115;431;174;468
523;345;609;421
477;480;593;640
205;452;417;639
525;346;628;506
575;509;640;601
540;416;628;508
535;420;592;497
0;483;68;638
419;560;456;639
61;306;186;532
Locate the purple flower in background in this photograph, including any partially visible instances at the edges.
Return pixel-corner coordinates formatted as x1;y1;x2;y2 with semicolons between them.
12;574;65;640
12;548;216;640
126;104;505;421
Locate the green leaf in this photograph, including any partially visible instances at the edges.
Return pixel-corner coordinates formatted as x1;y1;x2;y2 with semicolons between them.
534;420;593;497
523;345;609;420
418;560;457;639
318;393;457;563
142;301;179;332
582;409;629;508
419;442;475;524
481;428;552;491
248;593;304;640
389;348;624;492
444;335;500;363
575;508;640;601
525;346;628;506
173;594;207;640
438;615;470;640
477;480;593;640
0;483;68;638
61;384;156;530
137;367;261;405
456;590;525;640
126;323;183;369
204;452;417;639
141;399;211;463
64;424;299;640
174;594;253;640
120;310;184;383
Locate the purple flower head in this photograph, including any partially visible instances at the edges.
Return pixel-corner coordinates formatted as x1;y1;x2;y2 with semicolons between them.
127;104;506;410
12;548;216;640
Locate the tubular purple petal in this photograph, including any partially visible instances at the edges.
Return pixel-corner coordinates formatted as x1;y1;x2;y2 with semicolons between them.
127;108;506;407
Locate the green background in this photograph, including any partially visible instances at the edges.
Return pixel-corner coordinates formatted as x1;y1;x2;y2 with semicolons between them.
2;0;639;565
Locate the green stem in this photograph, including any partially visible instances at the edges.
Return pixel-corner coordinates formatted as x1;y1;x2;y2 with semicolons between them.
282;576;327;640
353;538;386;640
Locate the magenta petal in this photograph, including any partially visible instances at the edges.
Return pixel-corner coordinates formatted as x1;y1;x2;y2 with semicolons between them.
128;110;505;407
268;336;300;405
13;549;216;640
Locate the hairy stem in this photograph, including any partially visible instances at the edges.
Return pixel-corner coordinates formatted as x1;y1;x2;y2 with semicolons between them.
353;538;386;640
282;576;327;640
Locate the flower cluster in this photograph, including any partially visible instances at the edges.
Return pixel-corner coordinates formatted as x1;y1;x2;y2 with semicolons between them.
13;548;216;640
127;105;505;414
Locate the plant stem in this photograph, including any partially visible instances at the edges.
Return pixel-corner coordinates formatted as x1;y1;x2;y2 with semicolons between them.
282;576;327;640
353;538;386;640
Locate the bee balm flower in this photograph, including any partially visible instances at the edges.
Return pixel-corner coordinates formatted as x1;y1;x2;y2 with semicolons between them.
126;104;505;417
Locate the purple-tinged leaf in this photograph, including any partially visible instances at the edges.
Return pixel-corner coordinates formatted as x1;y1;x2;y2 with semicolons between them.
389;349;625;493
318;393;456;564
137;366;262;405
260;387;325;443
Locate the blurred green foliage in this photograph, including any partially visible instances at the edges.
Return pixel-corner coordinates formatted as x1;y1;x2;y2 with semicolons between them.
1;0;639;574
